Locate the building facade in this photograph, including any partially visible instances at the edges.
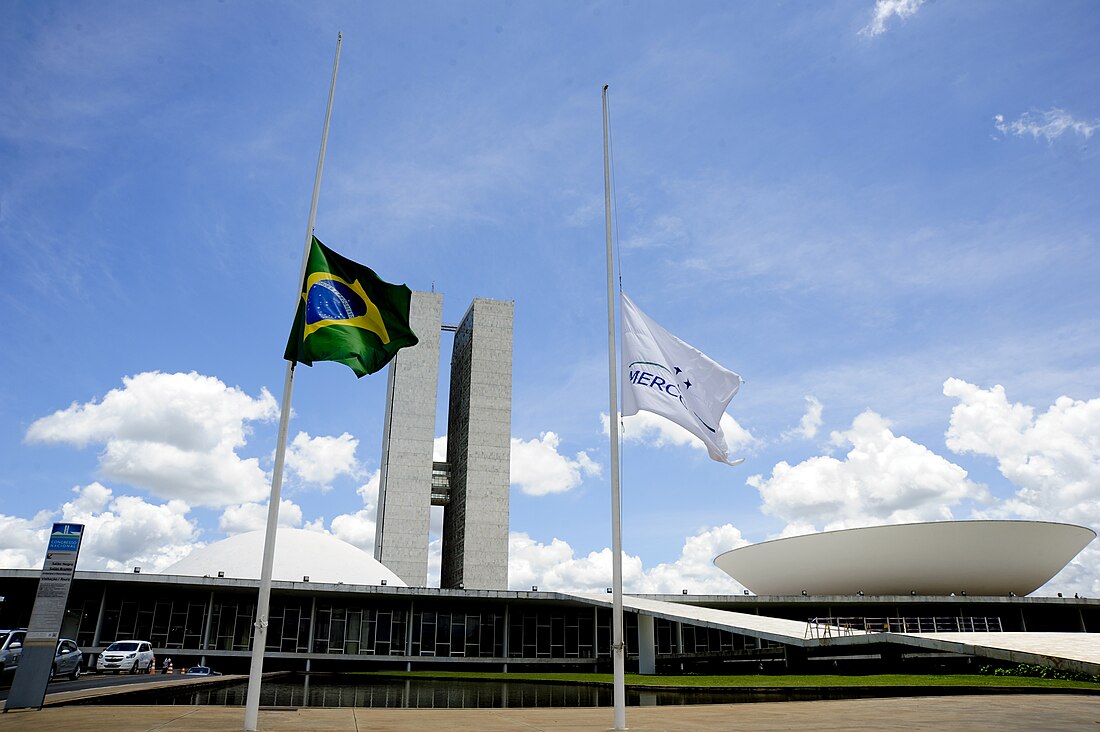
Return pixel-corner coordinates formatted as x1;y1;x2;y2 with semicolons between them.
2;569;1097;677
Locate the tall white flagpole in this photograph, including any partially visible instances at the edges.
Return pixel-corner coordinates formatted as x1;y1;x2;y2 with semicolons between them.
602;84;627;732
243;32;342;732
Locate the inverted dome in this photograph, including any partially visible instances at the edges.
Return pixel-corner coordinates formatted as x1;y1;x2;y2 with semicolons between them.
714;520;1094;596
162;528;407;587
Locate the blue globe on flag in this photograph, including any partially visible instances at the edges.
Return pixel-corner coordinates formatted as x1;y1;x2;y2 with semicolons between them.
305;279;367;325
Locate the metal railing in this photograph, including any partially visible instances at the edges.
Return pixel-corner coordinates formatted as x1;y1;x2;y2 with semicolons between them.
804;615;1003;638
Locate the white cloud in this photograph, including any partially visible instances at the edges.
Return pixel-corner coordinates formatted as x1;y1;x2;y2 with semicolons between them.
437;431;601;496
859;0;926;37
25;372;278;507
285;431;361;488
605;411;758;460
321;469;438;563
1041;544;1100;597
328;510;375;553
508;525;749;594
943;378;1100;524
630;524;751;594
0;512;53;569
218;499;304;535
509;532;596;591
60;482;199;572
302;516;327;533
325;471;381;554
426;535;443;588
994;109;1100;143
1040;544;1100;597
510;432;601;496
748;409;990;531
430;505;444;538
782;395;823;441
356;469;381;507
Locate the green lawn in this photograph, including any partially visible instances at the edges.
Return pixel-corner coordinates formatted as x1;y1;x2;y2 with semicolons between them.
356;670;1098;690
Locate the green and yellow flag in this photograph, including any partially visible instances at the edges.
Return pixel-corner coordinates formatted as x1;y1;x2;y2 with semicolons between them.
284;237;419;377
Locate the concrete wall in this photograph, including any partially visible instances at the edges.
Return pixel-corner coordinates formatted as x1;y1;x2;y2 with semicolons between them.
441;298;513;590
374;291;443;587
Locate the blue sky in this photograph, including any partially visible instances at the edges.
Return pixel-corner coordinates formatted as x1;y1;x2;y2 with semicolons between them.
2;0;1099;595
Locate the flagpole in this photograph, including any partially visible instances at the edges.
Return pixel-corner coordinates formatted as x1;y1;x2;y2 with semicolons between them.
602;84;627;732
243;32;342;732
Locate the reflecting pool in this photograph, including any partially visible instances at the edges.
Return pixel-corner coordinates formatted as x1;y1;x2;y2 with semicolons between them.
105;675;854;708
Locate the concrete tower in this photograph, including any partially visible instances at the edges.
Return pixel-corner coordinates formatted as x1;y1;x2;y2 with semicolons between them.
373;292;443;586
374;293;512;590
440;298;513;590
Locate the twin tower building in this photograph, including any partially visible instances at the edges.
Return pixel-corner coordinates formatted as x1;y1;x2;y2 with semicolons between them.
373;292;513;590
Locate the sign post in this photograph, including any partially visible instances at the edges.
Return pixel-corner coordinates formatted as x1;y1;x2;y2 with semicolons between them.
4;523;84;712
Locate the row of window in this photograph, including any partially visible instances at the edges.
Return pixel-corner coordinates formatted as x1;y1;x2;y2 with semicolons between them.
68;589;753;659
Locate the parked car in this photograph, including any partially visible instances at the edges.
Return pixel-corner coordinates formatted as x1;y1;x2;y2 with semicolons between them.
96;640;155;674
184;666;221;676
0;629;27;677
50;639;83;681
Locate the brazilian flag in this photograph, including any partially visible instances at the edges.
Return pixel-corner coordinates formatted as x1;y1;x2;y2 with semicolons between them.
284;237;419;377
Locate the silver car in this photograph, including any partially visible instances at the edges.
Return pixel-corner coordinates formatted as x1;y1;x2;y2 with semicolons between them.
184;665;221;676
0;629;27;677
50;639;83;681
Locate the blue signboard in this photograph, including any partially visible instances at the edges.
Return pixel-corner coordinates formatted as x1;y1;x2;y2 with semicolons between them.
47;523;83;553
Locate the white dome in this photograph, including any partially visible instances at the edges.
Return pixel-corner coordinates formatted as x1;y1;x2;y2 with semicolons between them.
162;528;407;587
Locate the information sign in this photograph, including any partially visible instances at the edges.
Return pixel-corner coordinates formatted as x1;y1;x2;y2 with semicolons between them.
4;523;84;711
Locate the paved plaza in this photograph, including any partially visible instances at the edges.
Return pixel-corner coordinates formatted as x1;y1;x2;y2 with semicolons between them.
2;695;1099;731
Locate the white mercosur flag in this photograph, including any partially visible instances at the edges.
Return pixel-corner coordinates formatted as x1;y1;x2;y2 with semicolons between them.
620;292;744;466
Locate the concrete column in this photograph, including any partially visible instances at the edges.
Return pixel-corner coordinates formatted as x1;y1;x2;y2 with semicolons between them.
306;596;317;673
92;584;107;647
594;604;602;672
676;620;684;672
200;590;215;665
638;614;656;675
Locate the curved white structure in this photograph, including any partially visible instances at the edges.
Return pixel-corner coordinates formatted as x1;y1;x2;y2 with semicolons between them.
714;520;1094;596
162;528;407;587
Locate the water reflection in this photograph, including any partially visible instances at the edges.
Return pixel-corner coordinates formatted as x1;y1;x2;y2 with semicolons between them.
131;676;847;709
168;677;614;708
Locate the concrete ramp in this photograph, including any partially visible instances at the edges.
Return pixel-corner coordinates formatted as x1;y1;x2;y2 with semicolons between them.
886;632;1100;676
568;592;812;647
565;592;1100;675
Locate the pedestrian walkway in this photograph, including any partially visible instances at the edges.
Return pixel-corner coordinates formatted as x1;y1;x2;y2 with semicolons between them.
1;695;1099;731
